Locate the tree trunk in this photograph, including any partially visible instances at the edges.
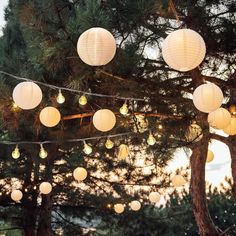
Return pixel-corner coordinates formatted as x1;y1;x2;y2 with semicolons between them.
22;203;37;236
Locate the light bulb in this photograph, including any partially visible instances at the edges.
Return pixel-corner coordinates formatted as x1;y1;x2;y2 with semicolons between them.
147;132;156;145
39;144;48;159
79;95;87;105
83;142;92;155
12;145;20;159
158;124;163;129
105;138;114;149
56;89;65;104
120;102;128;115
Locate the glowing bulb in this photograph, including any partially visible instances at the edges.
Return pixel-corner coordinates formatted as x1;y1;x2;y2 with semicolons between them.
83;142;92;155
39;144;48;159
158;124;163;129
120;102;129;115
107;203;112;208
79;95;87;105
147;133;156;145
56;89;65;104
12;145;20;159
105;138;114;149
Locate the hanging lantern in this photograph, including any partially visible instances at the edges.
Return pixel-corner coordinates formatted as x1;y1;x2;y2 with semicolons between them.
79;95;87;105
11;190;23;202
105;138;114;149
207;108;231;129
162;29;206;72
83;142;92;155
130;200;141;211
223;118;236;135
77;27;116;66
12;145;20;159
12;82;42;110
186;123;203;143
39;182;52;195
117;144;130;160
39;106;61;127
171;175;186;187
120;102;129;115
193;83;223;113
56;89;65;104
73;167;87;181
114;203;124;214
206;150;214;163
149;192;161;203
147;132;156;145
93;109;116;132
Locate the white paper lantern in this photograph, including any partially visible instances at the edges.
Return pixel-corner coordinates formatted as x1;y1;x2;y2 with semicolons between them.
223;118;236;135
186;123;203;143
117;144;130;160
206;150;214;163
114;203;124;214
193;83;223;113
130;200;141;211
208;108;231;129
13;82;42;110
172;175;186;187
77;27;116;66
73;167;87;181
39;106;61;127
39;182;52;195
162;29;206;71
149;192;161;203
93;109;116;132
11;190;23;202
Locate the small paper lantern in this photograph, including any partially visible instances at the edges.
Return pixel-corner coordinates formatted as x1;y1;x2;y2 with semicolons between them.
223;118;236;135
93;109;116;132
11;190;23;202
162;29;206;72
193;83;223;113
206;150;214;163
39;182;52;195
39;106;61;127
130;200;141;211
73;167;87;181
208;108;231;129
114;203;124;214
186;123;203;143
172;175;186;187
149;192;161;203
117;144;130;160
77;27;116;66
13;82;42;110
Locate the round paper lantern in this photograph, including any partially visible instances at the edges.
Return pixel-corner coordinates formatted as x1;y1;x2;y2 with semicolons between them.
186;123;203;143
208;108;231;129
149;192;161;203
77;27;116;66
73;167;87;181
172;175;186;187
223;118;236;135
117;144;130;160
11;190;23;202
130;200;141;211
193;83;223;113
162;29;206;71
114;203;124;214
206;150;214;163
13;82;42;110
39;106;61;127
93;109;116;132
39;182;52;195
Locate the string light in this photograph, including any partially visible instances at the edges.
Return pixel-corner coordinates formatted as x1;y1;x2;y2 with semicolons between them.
83;141;92;155
120;102;129;115
39;144;48;159
12;145;20;159
147;132;156;145
79;95;88;105
105;138;114;149
158;124;163;130
56;89;65;104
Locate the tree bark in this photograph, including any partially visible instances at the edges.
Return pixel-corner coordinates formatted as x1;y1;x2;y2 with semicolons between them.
23;205;37;236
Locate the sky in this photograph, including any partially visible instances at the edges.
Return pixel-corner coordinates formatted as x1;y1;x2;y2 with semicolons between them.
0;0;8;35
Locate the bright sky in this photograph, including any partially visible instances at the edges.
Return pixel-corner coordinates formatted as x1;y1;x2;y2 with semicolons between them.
0;0;8;35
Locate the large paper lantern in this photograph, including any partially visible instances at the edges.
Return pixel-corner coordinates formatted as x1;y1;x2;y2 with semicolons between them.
186;123;203;143
77;27;116;66
114;203;124;214
39;106;61;127
171;175;186;187
162;29;206;72
117;144;130;160
39;182;52;195
11;190;23;202
207;108;231;129
130;200;141;211
193;83;223;113
73;167;87;181
149;192;161;203
223;118;236;135
93;109;116;132
206;150;214;163
13;82;42;110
